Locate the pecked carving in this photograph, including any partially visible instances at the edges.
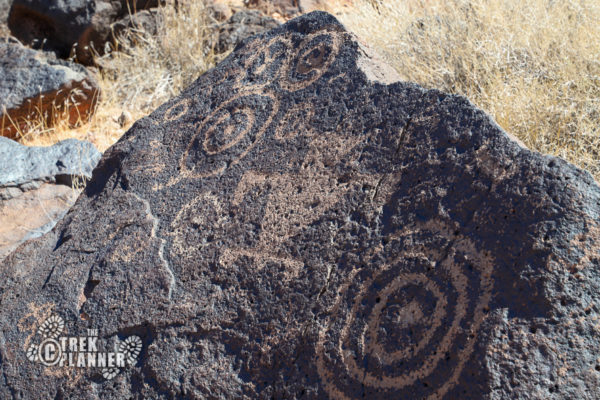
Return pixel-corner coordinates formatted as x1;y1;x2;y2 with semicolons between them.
317;219;494;399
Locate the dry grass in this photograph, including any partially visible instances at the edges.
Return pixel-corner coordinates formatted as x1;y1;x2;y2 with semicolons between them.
17;0;600;182
339;0;600;180
20;1;225;152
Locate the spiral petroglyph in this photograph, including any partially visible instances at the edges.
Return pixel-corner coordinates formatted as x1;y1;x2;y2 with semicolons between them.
317;219;494;399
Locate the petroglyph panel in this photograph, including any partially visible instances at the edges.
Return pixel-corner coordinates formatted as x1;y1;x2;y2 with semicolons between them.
2;11;599;400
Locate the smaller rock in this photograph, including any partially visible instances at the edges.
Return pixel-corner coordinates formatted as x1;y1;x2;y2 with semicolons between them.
216;9;280;53
0;137;101;199
0;136;100;261
0;182;77;261
0;42;100;138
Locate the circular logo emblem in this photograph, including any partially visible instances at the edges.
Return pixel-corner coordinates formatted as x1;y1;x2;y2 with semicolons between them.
38;338;62;366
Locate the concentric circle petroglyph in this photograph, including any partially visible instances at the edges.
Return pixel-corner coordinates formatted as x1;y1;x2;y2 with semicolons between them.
203;104;256;155
316;219;494;399
234;31;342;93
177;92;279;180
280;32;342;92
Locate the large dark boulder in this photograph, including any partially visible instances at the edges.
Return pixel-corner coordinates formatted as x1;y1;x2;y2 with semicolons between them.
0;41;100;138
7;0;161;65
0;11;599;399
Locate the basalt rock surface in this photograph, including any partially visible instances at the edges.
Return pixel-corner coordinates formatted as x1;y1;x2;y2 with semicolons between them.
0;11;599;400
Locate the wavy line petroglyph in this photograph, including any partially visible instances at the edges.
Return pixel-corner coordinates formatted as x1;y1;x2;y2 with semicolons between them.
91;192;176;301
316;219;494;399
124;192;175;299
135;193;176;300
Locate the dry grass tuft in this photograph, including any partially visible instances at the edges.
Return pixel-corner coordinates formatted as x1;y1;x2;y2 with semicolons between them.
339;0;600;180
